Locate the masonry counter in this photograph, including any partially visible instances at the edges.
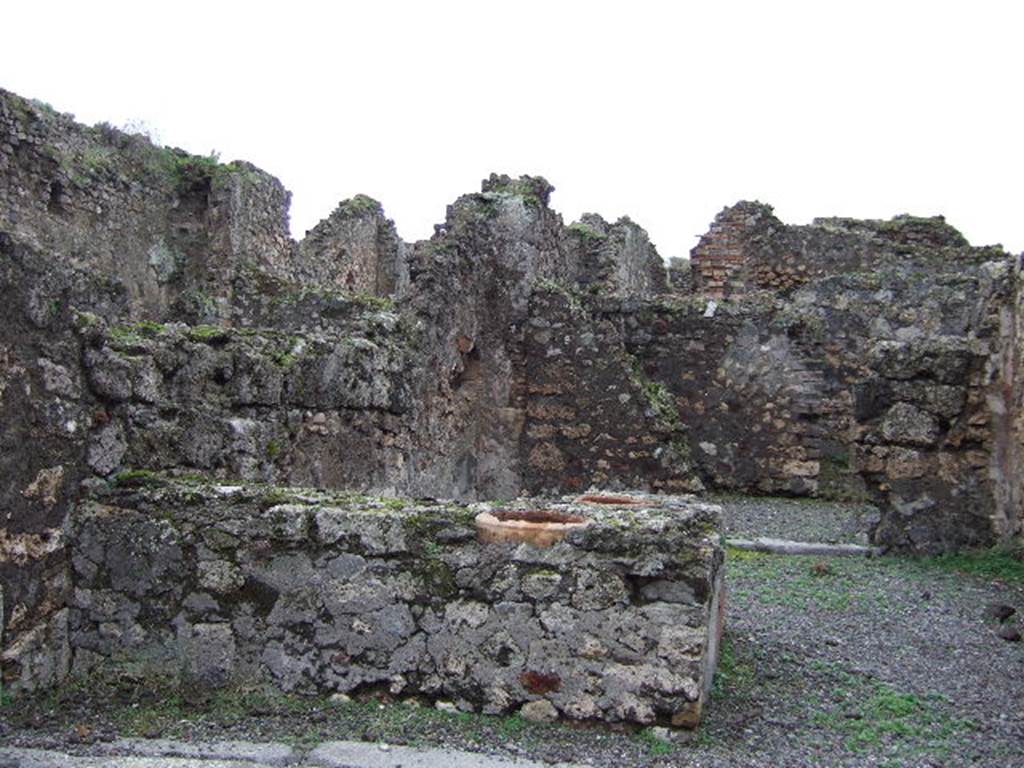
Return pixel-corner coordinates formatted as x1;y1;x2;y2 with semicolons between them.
69;480;725;727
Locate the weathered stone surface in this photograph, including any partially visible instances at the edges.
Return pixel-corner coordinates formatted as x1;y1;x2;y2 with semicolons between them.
996;624;1021;642
566;214;668;297
0;748;282;768
691;200;1002;298
74;318;414;490
306;740;584;768
520;289;702;496
4;738;573;768
99;739;299;766
519;699;559;723
67;481;724;726
297;195;409;297
180;623;237;693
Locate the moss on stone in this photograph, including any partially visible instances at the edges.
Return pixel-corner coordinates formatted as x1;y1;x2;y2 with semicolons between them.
112;469;163;488
350;294;395;311
63;145;118;184
134;320;166;336
535;279;588;320
188;324;231;343
482;175;551;209
568;222;606;241
8;93;61;127
344;194;382;214
525;567;561;578
416;556;457;598
271;350;297;368
161;150;222;187
107;320;166;347
174;472;212;484
623;353;683;431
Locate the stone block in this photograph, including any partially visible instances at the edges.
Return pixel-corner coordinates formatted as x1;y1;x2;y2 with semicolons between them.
180;622;236;694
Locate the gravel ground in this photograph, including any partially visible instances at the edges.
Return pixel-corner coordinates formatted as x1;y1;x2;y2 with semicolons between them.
714;494;880;545
3;498;1023;768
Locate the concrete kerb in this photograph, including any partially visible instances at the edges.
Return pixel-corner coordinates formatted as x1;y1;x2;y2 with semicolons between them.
0;741;587;768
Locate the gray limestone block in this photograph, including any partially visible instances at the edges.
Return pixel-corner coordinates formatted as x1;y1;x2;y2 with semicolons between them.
180;622;236;691
37;356;80;397
879;401;940;446
83;346;133;401
105;519;185;599
229;353;284;406
197;560;245;594
131;358;162;403
87;422;127;475
315;508;408;554
569;569;629;610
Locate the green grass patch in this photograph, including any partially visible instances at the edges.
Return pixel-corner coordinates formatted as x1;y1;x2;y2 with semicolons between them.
108;684;321;738
113;694;188;736
5;667;551;755
173;472;212;484
74;146;117;180
913;547;1024;584
726;549;881;612
636;727;674;755
813;680;974;757
485;177;545;208
162;151;222;186
711;636;755;699
723;546;768;562
321;698;494;749
497;713;528;736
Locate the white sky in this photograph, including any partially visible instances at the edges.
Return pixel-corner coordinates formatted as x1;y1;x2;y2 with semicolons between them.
3;1;1022;257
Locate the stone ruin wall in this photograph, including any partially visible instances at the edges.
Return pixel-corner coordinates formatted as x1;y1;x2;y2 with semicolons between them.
1;87;1022;694
687;202;1021;550
1002;263;1024;541
691;200;1003;297
520;289;700;498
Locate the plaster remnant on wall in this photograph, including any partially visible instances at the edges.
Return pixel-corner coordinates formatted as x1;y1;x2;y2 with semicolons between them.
20;465;65;507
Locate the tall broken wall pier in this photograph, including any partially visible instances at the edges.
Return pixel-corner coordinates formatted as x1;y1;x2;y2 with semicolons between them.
1;86;1022;696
